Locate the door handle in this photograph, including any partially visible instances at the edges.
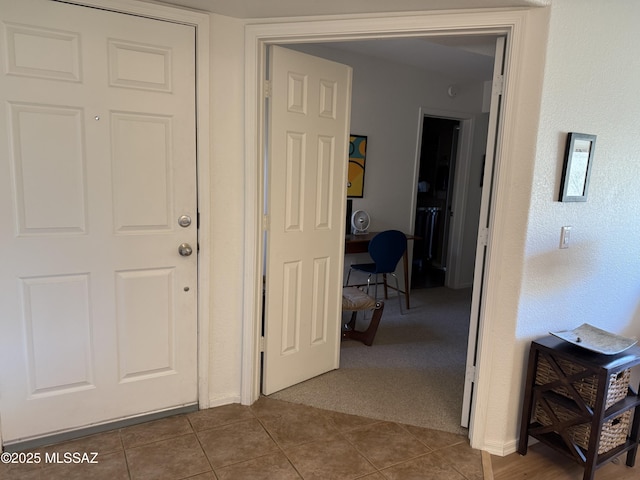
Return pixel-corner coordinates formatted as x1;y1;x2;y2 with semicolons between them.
178;243;193;256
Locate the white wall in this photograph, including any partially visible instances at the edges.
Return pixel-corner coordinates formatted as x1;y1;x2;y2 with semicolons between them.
464;7;549;453
206;14;246;406
501;0;640;452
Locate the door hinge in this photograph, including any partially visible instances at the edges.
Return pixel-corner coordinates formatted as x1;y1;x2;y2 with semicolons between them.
264;80;272;98
259;336;265;352
493;74;504;96
466;365;477;383
263;214;269;231
478;227;489;247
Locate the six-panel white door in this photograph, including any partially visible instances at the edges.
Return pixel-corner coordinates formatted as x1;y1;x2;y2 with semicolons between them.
262;46;352;395
0;0;198;444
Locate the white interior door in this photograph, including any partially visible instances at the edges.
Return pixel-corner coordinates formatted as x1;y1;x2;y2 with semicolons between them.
262;46;352;395
0;0;198;444
460;36;506;428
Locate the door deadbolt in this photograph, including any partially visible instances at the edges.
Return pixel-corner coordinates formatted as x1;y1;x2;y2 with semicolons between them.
178;243;193;256
178;215;192;227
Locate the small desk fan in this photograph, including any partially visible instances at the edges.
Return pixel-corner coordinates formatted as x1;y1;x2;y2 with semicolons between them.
351;210;371;235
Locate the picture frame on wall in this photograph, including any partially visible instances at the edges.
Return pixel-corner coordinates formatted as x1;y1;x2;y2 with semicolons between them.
347;134;367;198
559;132;596;202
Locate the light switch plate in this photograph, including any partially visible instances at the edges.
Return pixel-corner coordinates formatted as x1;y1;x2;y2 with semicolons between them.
560;226;571;249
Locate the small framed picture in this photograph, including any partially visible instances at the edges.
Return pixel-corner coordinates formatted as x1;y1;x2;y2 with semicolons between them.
559;132;596;202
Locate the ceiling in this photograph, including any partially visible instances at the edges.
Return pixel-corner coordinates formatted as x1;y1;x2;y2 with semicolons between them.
315;36;498;82
150;0;548;83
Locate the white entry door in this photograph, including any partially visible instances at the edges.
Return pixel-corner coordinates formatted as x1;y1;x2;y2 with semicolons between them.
0;0;198;444
262;46;352;395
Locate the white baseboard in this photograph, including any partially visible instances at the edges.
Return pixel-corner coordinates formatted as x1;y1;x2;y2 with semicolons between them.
207;395;242;409
481;437;519;457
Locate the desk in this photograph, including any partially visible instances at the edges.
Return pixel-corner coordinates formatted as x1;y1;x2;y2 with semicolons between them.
344;232;418;310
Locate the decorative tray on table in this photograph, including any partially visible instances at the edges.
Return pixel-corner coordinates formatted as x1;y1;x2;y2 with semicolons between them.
550;323;638;355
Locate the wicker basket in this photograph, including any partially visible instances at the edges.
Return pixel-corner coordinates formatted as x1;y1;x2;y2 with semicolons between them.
534;401;631;455
535;356;630;409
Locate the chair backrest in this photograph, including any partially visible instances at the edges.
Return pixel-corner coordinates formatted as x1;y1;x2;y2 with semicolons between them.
368;230;407;273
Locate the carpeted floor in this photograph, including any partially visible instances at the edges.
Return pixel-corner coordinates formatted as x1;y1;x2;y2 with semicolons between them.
270;286;473;435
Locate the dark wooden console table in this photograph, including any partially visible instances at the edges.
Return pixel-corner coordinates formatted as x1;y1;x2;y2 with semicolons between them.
518;335;640;480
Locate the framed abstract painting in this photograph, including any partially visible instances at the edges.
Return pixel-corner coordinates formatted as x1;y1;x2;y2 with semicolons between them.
347;134;367;198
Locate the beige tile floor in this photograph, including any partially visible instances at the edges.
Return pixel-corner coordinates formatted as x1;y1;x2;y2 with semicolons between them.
0;397;483;479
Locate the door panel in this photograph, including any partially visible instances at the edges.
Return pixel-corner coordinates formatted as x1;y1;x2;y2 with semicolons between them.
111;113;174;231
0;0;197;444
263;46;352;395
115;268;176;381
22;274;94;396
10;102;87;234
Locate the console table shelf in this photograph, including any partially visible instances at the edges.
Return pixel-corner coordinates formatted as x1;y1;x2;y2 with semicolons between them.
518;335;640;480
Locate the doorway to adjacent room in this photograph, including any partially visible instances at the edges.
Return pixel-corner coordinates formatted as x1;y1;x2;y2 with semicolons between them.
412;116;461;289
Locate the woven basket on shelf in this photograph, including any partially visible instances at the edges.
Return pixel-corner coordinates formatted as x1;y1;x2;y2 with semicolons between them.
534;401;631;455
535;356;630;409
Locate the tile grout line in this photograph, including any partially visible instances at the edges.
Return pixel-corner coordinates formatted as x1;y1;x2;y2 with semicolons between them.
379;421;484;479
116;430;134;480
252;403;388;479
337;420;419;477
250;413;306;479
190;409;303;476
186;414;218;478
331;422;384;477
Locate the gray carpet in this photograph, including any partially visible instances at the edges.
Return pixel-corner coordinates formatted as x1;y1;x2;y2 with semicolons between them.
270;286;473;435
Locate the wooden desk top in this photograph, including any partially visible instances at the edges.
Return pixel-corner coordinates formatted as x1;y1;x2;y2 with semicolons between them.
345;232;377;243
345;232;418;243
345;232;418;255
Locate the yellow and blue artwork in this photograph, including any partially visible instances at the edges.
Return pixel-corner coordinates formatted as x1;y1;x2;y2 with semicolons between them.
347;134;367;198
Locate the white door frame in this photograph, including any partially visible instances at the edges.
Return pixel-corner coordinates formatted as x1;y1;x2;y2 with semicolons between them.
243;9;530;449
53;0;211;407
410;107;477;290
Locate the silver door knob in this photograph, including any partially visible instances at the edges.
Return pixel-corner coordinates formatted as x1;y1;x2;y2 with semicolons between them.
178;243;193;256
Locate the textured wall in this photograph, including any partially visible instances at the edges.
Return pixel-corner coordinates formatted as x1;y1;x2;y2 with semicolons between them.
512;0;640;446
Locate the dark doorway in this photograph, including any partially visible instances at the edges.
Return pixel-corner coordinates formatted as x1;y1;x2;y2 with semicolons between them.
412;116;460;289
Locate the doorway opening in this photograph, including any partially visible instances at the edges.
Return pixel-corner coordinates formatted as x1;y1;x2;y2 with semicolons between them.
245;16;522;449
412;116;461;289
259;38;497;436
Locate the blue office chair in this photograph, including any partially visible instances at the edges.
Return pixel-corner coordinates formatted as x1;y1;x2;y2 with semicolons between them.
345;230;407;314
